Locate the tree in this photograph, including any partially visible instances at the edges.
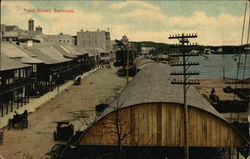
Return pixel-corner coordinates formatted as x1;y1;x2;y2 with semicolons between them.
81;95;145;159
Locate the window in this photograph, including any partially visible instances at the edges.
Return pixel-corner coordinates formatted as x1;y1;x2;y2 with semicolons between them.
14;70;19;78
9;78;13;84
6;78;13;85
67;40;70;43
23;69;26;78
33;65;37;73
20;69;24;78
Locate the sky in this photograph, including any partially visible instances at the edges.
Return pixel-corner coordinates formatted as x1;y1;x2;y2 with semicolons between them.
1;0;250;46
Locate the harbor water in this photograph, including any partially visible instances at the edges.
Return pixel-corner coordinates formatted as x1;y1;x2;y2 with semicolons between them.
175;54;250;79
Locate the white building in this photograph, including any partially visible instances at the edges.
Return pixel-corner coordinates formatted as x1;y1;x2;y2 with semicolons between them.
76;29;111;53
141;47;155;55
46;33;75;45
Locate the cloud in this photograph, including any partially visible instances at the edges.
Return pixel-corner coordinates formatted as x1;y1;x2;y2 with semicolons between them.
1;1;44;30
124;9;166;21
1;1;104;35
109;1;160;11
41;7;104;35
167;11;244;45
1;1;247;46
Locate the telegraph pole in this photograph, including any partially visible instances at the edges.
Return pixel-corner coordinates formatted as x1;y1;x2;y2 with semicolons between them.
114;39;129;85
168;33;199;159
126;48;129;85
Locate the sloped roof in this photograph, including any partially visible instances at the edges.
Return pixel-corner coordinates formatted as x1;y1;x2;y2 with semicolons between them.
39;47;72;62
1;43;29;58
21;56;44;64
0;53;30;71
5;25;18;32
105;63;225;121
53;45;76;59
25;47;58;64
1;43;44;64
2;31;18;37
60;45;86;56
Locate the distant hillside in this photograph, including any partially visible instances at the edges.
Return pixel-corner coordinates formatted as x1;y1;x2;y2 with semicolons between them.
131;41;248;54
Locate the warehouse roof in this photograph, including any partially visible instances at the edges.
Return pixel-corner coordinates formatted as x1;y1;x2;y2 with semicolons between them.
134;57;156;70
105;63;224;120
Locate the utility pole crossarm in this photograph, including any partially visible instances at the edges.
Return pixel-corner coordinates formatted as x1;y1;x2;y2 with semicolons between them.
169;43;198;48
171;80;200;85
170;62;199;66
169;33;198;39
171;71;200;76
169;53;199;57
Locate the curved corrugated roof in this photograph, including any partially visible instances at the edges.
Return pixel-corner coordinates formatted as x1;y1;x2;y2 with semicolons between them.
134;57;156;70
105;63;225;121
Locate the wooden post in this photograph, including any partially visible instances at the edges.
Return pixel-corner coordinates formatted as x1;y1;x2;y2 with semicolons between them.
6;101;8;115
1;103;3;117
21;88;23;107
10;96;13;112
126;50;129;85
228;147;231;159
182;39;189;159
223;66;225;80
237;148;239;159
169;33;198;159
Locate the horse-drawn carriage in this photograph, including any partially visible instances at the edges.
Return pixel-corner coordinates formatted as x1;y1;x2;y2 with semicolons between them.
54;122;74;141
8;110;28;130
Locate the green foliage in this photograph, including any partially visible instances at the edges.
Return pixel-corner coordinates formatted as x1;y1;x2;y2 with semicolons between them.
130;41;248;54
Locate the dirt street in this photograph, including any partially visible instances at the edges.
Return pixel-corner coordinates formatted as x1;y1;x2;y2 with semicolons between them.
0;66;126;159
